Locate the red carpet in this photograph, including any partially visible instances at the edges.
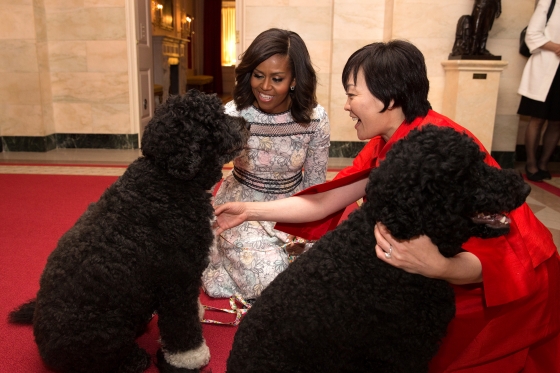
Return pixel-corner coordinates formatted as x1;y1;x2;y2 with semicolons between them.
0;174;236;373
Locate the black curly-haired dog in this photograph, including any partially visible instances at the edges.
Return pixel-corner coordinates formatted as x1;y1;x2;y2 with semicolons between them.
8;90;250;373
226;125;531;373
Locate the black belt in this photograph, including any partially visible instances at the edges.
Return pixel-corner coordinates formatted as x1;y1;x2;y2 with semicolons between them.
232;166;302;194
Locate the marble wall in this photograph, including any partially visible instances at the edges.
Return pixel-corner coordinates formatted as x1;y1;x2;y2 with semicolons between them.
240;0;536;158
0;0;538;157
0;0;131;149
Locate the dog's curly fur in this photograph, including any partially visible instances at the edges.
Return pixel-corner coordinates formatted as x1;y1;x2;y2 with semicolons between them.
8;90;250;373
226;125;531;373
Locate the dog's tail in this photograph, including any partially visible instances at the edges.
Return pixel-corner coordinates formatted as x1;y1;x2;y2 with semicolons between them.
8;300;36;324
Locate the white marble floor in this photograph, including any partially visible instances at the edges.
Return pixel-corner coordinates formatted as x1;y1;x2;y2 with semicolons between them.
1;148;559;249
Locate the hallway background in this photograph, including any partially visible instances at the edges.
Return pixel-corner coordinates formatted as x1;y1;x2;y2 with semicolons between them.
0;0;543;167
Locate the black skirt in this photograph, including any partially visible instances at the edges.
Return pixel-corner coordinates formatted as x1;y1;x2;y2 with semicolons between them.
518;64;560;121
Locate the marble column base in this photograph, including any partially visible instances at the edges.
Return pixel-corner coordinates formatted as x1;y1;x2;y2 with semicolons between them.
330;141;515;169
329;141;366;158
1;134;139;152
491;151;516;169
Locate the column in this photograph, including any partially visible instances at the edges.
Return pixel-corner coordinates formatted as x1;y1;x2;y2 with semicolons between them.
441;60;508;152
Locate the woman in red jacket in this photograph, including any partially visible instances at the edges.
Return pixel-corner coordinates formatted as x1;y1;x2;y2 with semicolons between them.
215;40;560;372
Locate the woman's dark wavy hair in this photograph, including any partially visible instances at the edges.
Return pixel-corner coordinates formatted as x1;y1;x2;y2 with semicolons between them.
233;28;318;124
342;40;431;124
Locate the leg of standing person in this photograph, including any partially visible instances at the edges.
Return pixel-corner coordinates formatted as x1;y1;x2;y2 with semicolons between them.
525;117;547;176
538;120;560;176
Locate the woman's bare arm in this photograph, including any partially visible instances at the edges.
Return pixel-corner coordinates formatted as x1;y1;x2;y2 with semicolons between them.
214;177;368;234
541;41;560;56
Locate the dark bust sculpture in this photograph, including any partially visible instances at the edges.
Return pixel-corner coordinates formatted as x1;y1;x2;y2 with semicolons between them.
450;0;502;59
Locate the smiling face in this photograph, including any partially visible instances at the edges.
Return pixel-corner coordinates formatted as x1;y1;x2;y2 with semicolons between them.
344;68;405;141
250;54;295;114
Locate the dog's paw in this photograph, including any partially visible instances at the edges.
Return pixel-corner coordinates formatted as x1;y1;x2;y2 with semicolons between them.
157;340;210;372
157;349;198;372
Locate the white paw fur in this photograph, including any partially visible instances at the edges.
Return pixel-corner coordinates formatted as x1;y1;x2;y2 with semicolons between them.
163;339;210;369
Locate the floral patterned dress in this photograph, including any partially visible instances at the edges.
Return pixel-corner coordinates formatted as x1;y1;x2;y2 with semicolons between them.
202;101;330;299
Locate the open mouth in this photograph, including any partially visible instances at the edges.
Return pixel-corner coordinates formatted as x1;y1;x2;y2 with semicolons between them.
258;92;273;102
471;213;511;229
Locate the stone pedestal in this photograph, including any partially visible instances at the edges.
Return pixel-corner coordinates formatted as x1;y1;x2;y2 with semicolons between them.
441;60;508;152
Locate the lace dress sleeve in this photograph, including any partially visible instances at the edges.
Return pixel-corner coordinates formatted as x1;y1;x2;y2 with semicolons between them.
302;105;330;190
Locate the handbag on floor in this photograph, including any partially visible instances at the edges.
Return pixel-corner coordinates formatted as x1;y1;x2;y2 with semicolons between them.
520;0;556;57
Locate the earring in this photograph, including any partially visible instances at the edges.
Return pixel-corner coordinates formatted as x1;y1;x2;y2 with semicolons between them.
290;86;295;91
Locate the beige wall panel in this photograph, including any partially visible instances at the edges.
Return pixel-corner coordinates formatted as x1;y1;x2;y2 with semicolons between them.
0;4;36;40
0;105;45;136
0;73;42;105
86;41;128;72
316;72;331;110
332;2;384;41
43;0;84;8
243;6;332;40
53;103;93;133
289;0;332;5
306;40;332;75
46;8;126;41
51;72;129;104
92;104;131;133
48;41;88;72
84;0;127;7
0;41;39;72
245;0;289;6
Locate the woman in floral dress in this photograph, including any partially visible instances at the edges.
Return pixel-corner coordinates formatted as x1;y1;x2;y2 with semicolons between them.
201;28;330;299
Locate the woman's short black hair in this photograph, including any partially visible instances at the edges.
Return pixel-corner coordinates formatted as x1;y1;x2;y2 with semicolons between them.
342;40;431;124
233;28;318;124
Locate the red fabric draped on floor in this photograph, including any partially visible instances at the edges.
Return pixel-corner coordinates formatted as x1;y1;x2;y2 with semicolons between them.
0;174;235;373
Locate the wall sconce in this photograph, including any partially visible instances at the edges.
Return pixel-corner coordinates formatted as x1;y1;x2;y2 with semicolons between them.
182;14;193;40
155;3;163;26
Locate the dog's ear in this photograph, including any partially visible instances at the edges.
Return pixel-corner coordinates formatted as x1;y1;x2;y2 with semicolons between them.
141;91;223;179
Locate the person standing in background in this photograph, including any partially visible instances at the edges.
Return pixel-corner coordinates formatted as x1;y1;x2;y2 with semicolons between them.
202;28;330;300
518;0;560;181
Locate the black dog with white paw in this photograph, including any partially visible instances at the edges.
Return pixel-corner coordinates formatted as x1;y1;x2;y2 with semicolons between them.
9;90;250;373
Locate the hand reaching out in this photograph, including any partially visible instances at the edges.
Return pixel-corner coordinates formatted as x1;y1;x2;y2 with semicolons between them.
213;202;248;235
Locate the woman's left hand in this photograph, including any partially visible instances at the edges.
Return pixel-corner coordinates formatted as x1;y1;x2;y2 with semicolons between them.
374;222;483;284
374;222;447;279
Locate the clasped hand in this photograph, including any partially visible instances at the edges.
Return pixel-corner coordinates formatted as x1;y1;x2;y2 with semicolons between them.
374;222;448;279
